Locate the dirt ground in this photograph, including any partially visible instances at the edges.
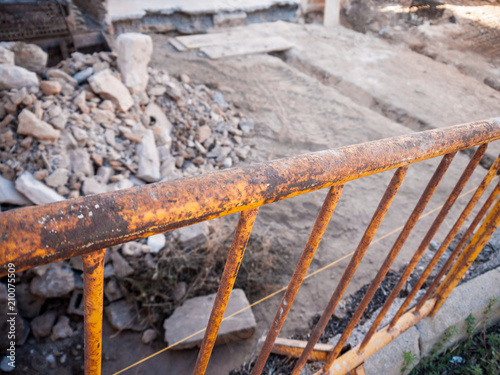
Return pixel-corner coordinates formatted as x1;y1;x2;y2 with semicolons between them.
93;11;500;373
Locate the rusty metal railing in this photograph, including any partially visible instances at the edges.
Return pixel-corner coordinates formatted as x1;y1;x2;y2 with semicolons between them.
2;120;500;375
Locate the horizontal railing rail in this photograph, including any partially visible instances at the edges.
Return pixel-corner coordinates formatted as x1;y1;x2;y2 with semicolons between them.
1;119;500;375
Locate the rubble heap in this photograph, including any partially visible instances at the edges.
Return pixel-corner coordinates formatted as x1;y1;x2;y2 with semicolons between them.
0;34;255;209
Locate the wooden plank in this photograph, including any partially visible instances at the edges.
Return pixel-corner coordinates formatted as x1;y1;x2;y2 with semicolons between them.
200;36;293;59
272;338;333;362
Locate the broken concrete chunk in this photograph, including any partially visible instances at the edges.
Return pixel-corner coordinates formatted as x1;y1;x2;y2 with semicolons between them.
147;233;166;253
82;177;107;196
0;64;39;90
51;315;73;341
122;241;142;256
69;148;94;176
104;279;123;302
10;42;47;73
110;250;134;278
88;69;133;112
164;289;256;349
0;45;14;65
175;221;209;251
0;175;31;205
31;310;58;338
44;168;69;188
40;80;62;96
116;33;153;93
145;102;172;133
15;172;65;205
105;300;146;332
30;263;75;298
136;129;160;182
17;108;60;140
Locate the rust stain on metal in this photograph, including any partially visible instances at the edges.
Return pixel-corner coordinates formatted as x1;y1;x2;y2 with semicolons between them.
82;249;106;375
385;145;486;329
1;121;500;276
358;153;455;351
431;197;500;315
292;167;408;375
192;208;259;375
251;185;344;375
416;179;500;310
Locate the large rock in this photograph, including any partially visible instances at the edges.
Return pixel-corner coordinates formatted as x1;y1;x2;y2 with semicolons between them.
136;129;160;182
0;175;31;206
10;42;47;73
17;109;60;141
15;172;65;205
30;263;75;298
0;64;39;90
163;288;256;349
116;33;153;93
88;69;133;112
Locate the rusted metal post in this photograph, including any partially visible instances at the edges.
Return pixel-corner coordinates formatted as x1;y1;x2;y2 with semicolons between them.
250;185;344;375
431;197;500;316
82;249;106;375
358;153;455;351
192;208;259;375
394;153;500;320
291;167;408;375
416;180;500;310
385;146;488;328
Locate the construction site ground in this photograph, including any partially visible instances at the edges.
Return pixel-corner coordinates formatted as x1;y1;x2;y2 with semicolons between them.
100;12;500;375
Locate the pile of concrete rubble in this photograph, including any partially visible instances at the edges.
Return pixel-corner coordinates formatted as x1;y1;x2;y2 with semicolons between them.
0;33;256;368
0;33;255;208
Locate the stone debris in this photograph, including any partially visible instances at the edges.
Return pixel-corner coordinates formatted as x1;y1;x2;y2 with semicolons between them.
51;315;73;341
104;300;146;331
31;310;58;338
16;282;45;319
174;221;209;251
117;33;153;93
0;37;254;211
0;175;31;205
0;64;38;90
110;250;134;278
141;329;157;344
15;172;65;205
164;288;256;349
30;263;75;298
104;279;123;302
147;233;166;253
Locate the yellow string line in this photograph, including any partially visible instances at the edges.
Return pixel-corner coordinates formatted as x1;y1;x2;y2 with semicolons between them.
112;183;483;374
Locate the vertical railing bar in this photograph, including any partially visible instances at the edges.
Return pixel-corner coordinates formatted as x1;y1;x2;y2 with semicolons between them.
385;145;488;329
192;208;259;375
292;166;409;375
416;179;500;311
82;249;106;375
358;152;456;352
250;185;344;375
430;197;500;316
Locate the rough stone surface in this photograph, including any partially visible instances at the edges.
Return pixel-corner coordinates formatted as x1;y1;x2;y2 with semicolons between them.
116;33;153;93
31;310;58;338
0;45;14;65
30;263;75;298
175;221;209;250
110;250;134;277
16;282;45;319
142;329;157;344
10;42;48;73
44;168;69;188
147;233;166;253
88;69;134;112
51;315;73;341
416;267;500;357
104;279;123;302
136;129;160;182
17;109;60;140
364;326;420;375
105;300;146;331
164;288;256;349
15;172;65;205
0;175;31;205
40;80;62;96
0;64;39;90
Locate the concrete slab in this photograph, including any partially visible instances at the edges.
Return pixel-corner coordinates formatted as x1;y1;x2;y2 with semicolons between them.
416;267;500;357
163;289;256;350
108;0;300;21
